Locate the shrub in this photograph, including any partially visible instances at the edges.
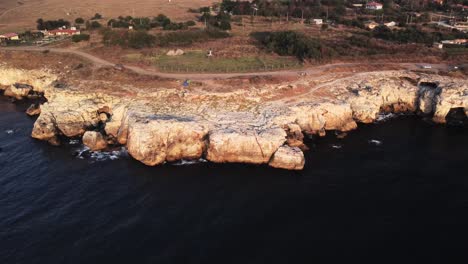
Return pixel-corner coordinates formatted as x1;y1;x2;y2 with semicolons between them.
185;20;196;27
218;20;231;30
75;17;85;24
156;28;229;46
36;18;70;30
253;31;334;61
101;29;155;49
72;34;90;42
163;22;188;31
87;21;102;29
91;13;102;20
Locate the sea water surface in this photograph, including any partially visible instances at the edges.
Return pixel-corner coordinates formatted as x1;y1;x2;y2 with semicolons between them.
1;97;467;263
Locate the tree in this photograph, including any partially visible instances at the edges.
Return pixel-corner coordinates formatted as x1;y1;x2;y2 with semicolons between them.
75;17;85;24
72;34;90;42
219;20;231;30
91;13;102;20
87;21;102;29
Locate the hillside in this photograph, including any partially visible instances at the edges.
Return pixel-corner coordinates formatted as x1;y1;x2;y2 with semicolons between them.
0;0;215;33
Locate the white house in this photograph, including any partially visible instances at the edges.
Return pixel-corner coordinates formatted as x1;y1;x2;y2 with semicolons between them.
366;2;383;10
312;19;323;25
0;33;19;41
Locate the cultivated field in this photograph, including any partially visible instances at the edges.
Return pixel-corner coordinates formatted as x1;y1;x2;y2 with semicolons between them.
0;0;215;33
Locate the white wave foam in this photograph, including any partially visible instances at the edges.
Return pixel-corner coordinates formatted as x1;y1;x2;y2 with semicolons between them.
376;113;397;123
74;146;128;162
368;139;383;146
5;130;14;134
69;139;80;145
172;159;208;166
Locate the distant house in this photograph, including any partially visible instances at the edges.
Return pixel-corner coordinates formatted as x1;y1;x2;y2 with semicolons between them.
441;39;468;45
384;21;397;27
0;33;19;41
433;42;443;49
366;2;383;10
364;21;379;29
312;19;323;25
352;3;363;8
46;29;80;37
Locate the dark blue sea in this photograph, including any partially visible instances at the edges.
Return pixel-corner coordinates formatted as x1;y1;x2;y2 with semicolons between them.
1;97;467;263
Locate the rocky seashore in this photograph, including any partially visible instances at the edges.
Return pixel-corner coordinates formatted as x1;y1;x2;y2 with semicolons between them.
1;67;466;170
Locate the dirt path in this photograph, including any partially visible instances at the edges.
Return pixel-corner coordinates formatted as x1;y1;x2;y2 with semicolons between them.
1;46;450;80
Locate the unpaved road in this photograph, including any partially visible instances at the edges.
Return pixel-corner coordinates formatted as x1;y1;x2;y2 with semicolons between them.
1;46;452;80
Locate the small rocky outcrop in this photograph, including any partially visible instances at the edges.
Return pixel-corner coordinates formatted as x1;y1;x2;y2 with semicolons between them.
274;102;357;136
269;146;305;170
4;83;33;100
26;104;41;116
166;49;184;56
126;116;210;166
206;128;286;164
283;123;306;149
429;80;468;123
82;131;108;151
0;68;57;94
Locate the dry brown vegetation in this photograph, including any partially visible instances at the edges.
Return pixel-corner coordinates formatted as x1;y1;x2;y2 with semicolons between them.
0;0;214;32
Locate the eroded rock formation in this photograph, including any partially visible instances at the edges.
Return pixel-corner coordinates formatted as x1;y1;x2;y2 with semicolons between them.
1;66;466;170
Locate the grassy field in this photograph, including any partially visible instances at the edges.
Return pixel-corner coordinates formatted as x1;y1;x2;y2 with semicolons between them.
0;0;214;33
123;51;302;73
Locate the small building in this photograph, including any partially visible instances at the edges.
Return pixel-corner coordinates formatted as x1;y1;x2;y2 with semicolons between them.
352;4;363;8
384;21;397;27
442;39;468;45
0;33;19;41
312;19;323;25
46;29;80;37
364;21;379;29
433;42;443;49
366;2;383;10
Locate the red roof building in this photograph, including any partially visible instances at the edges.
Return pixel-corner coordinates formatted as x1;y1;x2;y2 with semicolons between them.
0;33;19;39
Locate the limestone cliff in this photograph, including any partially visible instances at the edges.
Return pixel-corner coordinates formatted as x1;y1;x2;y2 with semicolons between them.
1;66;466;171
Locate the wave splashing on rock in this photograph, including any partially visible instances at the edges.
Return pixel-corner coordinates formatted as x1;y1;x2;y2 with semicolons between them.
74;146;128;162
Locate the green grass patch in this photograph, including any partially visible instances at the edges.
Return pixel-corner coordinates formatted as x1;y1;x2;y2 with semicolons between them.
151;50;301;73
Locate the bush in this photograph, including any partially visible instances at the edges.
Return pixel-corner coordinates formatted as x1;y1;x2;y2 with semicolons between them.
218;20;231;30
87;21;102;29
156;28;229;46
37;18;70;30
163;22;188;31
372;26;435;44
185;20;196;27
128;31;155;48
72;34;90;42
91;13;102;20
75;17;85;24
101;29;155;49
253;31;334;61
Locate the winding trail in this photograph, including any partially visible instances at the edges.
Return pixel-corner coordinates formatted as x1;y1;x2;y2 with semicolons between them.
0;46;451;80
